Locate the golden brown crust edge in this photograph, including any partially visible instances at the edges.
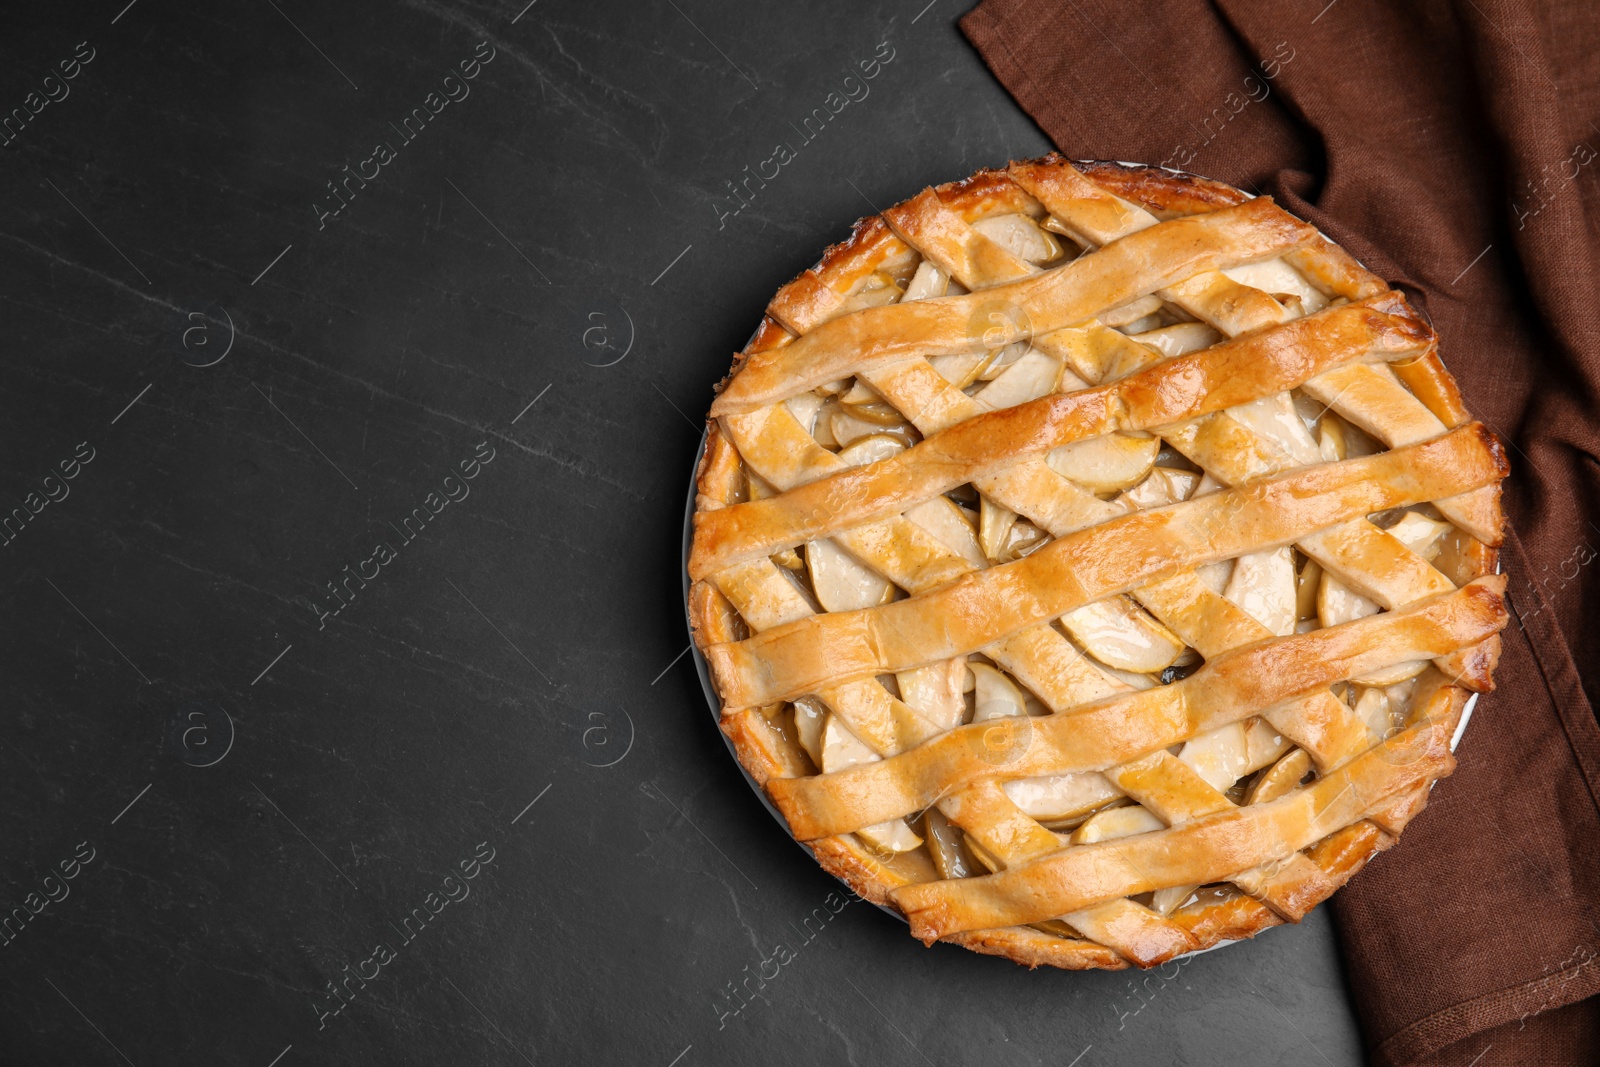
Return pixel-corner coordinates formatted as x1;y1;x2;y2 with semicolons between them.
685;157;1504;969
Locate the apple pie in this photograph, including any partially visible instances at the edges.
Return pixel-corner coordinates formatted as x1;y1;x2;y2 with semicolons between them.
686;157;1509;970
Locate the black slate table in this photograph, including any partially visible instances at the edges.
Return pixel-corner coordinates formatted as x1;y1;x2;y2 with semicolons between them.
1;2;1369;1064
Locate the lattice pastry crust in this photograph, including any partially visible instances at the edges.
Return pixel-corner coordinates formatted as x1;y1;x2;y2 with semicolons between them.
687;157;1509;970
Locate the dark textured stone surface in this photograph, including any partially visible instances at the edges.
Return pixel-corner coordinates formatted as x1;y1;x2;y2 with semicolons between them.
0;2;1366;1064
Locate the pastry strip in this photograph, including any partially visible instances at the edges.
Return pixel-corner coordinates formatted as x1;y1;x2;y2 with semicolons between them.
766;577;1505;838
692;294;1435;577
712;197;1317;415
891;695;1462;940
708;427;1505;708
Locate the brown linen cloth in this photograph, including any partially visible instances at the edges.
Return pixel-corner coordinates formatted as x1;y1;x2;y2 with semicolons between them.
960;1;1600;1063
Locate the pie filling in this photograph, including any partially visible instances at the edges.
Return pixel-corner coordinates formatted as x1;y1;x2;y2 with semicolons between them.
690;160;1506;966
